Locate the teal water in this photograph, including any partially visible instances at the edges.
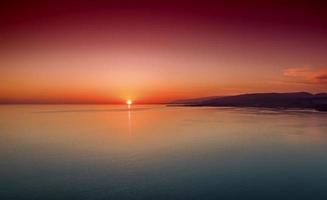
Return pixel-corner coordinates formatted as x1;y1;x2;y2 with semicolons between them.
0;105;327;199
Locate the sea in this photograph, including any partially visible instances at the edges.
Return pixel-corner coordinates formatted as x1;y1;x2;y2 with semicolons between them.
1;105;327;199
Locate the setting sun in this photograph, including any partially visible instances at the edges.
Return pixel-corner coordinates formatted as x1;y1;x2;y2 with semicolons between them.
126;100;133;105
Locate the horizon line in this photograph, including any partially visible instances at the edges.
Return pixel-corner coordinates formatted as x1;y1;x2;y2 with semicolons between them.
1;91;325;104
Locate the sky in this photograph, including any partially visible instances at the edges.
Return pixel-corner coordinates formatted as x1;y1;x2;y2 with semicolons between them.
1;0;327;103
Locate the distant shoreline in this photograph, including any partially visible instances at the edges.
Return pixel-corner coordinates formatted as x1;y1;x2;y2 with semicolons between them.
170;104;327;112
169;92;327;112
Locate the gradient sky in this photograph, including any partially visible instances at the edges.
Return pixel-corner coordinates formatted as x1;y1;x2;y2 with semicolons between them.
1;0;327;103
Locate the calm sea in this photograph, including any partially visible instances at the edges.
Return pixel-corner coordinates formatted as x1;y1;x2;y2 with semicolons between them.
1;105;327;200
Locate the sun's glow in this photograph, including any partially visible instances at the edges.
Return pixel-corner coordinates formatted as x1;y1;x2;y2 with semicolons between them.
126;99;133;105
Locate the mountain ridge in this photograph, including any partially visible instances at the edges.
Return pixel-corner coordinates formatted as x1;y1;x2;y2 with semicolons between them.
169;92;327;111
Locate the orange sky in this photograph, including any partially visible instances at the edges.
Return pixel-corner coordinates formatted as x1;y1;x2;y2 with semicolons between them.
1;1;327;103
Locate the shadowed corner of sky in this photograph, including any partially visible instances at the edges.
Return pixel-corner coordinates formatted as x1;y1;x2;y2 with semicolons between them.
1;0;327;32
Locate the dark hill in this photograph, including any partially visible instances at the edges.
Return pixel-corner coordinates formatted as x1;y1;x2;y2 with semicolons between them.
170;92;327;111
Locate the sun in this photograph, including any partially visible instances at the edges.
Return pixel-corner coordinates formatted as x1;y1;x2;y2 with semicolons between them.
126;99;133;105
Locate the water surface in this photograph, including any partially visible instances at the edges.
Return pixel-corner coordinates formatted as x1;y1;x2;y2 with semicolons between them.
1;105;327;199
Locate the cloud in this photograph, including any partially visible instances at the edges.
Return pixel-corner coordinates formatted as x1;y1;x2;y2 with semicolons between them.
315;74;327;82
283;66;327;85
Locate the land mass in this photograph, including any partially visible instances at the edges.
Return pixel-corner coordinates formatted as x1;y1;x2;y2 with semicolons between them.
170;92;327;111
